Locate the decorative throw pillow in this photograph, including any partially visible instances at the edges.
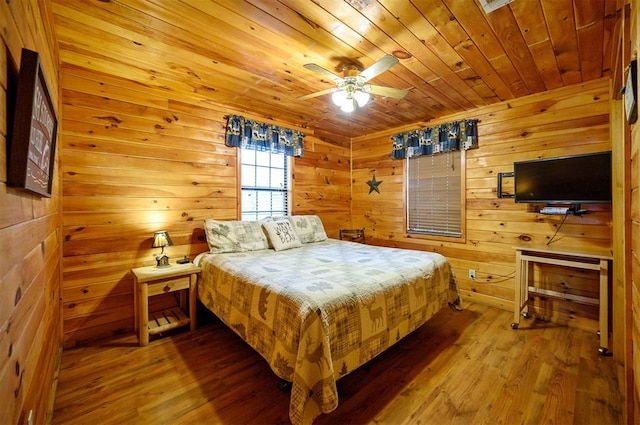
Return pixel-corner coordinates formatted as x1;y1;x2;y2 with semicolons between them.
287;215;328;243
259;217;275;248
204;219;269;253
262;220;302;251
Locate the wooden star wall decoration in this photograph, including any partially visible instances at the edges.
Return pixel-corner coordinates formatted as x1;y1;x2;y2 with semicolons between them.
366;174;382;194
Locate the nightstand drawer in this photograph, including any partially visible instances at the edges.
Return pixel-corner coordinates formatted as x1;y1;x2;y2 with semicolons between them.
147;275;190;296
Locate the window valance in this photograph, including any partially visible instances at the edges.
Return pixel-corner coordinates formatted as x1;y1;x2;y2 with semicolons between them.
225;115;304;157
390;119;478;159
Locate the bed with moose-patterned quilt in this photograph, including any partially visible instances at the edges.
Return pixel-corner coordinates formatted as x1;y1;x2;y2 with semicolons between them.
195;215;459;425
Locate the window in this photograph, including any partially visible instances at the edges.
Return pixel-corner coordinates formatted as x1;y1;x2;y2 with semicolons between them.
406;150;464;239
240;148;289;220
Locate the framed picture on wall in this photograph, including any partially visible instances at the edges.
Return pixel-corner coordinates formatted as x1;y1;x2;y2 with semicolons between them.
7;48;58;197
624;59;638;125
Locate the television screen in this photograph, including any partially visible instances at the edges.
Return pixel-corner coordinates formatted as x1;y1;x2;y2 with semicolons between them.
514;151;612;204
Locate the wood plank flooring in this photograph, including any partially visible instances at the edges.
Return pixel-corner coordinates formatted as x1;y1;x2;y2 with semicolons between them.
52;302;623;424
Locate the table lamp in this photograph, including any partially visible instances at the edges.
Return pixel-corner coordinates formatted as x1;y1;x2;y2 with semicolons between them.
152;230;173;267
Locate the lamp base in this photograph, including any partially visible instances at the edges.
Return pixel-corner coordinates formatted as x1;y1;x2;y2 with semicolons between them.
155;254;170;268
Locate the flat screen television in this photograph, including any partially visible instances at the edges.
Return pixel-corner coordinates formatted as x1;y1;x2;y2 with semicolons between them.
514;151;612;205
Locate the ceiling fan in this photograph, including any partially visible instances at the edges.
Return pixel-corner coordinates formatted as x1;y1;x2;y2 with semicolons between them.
298;54;408;113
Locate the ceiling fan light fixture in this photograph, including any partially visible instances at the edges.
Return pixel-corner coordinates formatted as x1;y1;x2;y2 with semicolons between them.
332;89;348;106
354;90;370;107
340;98;356;113
300;55;406;111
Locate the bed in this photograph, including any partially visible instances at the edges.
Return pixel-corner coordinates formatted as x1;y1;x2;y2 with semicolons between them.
195;216;459;425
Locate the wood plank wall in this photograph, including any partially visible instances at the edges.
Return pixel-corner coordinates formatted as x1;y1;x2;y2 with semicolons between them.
0;1;62;424
59;66;351;347
628;0;640;420
351;78;612;334
0;1;631;422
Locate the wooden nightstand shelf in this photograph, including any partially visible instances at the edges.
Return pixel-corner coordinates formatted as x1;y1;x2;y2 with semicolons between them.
132;263;201;346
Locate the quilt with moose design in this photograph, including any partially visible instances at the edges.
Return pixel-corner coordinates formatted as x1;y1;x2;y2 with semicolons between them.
196;239;457;425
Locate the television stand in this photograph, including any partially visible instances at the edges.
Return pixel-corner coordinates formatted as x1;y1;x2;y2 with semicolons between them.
511;245;612;356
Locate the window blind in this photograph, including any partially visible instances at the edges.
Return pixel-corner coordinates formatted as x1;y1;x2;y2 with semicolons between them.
240;148;289;220
407;150;462;238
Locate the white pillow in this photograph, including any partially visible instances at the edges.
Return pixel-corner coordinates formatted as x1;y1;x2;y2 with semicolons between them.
204;219;269;253
262;220;302;251
287;215;328;243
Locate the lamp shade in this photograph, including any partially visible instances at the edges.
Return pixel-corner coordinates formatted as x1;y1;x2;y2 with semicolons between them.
331;89;348;106
152;230;173;248
340;98;356;113
354;90;370;107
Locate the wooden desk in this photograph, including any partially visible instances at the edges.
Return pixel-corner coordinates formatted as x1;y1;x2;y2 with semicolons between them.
512;245;612;355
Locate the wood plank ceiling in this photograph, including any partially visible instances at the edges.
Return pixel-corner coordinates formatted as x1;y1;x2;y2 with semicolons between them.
51;0;618;139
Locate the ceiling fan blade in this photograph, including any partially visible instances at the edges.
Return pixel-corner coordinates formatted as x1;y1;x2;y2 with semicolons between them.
366;84;408;99
303;63;344;83
359;55;399;81
297;87;337;101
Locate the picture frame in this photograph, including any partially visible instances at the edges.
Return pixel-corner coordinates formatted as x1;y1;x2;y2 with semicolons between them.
624;59;637;125
7;48;58;197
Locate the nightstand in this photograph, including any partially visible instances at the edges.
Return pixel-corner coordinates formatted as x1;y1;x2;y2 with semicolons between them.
340;228;365;244
132;263;201;346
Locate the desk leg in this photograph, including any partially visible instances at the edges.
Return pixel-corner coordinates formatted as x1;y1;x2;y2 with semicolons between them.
598;259;610;356
513;251;525;329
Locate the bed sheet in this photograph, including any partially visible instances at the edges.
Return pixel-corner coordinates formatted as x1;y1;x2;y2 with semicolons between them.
197;239;457;424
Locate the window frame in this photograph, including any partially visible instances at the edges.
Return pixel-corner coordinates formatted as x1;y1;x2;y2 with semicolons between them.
404;149;466;243
237;147;292;220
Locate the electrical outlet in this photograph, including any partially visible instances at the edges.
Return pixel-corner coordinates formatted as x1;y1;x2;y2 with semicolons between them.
469;269;476;279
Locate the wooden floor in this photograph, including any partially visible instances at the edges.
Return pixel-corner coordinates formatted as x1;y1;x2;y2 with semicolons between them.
52;302;624;425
